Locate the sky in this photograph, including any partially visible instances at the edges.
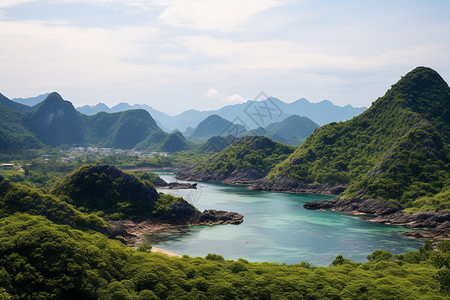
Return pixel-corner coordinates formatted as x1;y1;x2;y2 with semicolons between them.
0;0;449;115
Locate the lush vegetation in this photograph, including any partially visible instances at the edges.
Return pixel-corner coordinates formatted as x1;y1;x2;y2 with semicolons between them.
267;67;449;211
0;100;42;151
188;114;247;142
0;175;109;233
0;213;449;299
265;115;319;146
51;164;186;220
343;122;450;212
193;136;295;177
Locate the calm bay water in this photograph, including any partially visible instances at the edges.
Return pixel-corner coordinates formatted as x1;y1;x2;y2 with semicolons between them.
148;171;423;266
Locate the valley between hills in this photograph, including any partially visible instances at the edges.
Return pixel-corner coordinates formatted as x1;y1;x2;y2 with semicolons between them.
0;66;449;299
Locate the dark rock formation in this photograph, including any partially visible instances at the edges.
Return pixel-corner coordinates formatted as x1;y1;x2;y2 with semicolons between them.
251;176;346;195
159;198;243;225
304;195;450;239
176;167;266;185
193;209;244;225
156;181;198;189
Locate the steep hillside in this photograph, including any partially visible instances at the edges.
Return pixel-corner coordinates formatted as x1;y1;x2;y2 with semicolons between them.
265;115;319;145
0;93;32;113
0;174;109;233
86;109;162;149
157;131;190;152
0;101;42;150
177;136;295;184
197;135;238;153
23;92;85;146
188;114;247;142
255;67;449;212
52;164;180;220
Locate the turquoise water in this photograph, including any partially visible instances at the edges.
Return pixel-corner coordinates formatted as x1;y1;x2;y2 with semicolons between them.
149;171;423;266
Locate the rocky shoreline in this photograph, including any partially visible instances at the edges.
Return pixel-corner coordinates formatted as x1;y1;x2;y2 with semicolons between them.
176;167;266;185
178;168;449;240
249;176;347;195
304;196;450;240
110;209;244;245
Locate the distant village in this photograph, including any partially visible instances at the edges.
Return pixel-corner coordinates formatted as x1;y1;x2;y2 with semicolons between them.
2;147;169;170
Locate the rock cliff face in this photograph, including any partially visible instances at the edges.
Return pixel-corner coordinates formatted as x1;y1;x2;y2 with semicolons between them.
156;198;242;225
177;167;266;185
303;196;450;239
251;176;346;195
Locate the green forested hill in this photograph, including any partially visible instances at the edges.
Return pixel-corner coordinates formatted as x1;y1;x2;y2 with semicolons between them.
0;91;186;150
264;67;449;211
23;92;86;146
0;93;32;113
0;102;42;150
85;109;164;149
51;164;193;220
0;174;109;232
188;114;247;142
265;115;319;146
178;136;295;183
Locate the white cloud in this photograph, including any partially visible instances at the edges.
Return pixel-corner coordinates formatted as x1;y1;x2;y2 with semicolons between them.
158;0;282;31
226;94;245;103
206;88;219;98
204;89;245;104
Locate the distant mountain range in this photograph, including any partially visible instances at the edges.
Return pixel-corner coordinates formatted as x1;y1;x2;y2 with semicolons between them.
0;92;191;152
187;114;319;146
11;93;50;107
75;97;366;131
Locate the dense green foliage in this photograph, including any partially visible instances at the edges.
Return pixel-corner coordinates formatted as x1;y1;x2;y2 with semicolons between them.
0;213;448;299
0;102;42;150
157;131;191;152
194;136;295;176
97;151;208;169
344;122;450;212
0;93;32;114
197;136;237;153
0;176;108;232
267;67;449;211
85;109;163;149
188;115;247;142
51;164;187;220
265;115;319;146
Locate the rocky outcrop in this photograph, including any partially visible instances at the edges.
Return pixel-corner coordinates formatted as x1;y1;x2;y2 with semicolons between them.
250;176;346;195
156;182;198;189
304;195;450;239
110;200;244;245
158;198;243;225
176;167;266;185
192;209;244;225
